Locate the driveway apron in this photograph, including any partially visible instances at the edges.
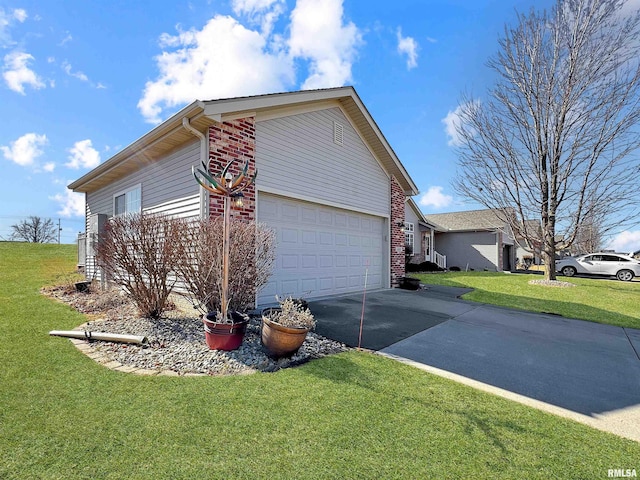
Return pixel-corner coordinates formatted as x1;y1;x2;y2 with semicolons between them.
310;286;640;440
310;287;474;351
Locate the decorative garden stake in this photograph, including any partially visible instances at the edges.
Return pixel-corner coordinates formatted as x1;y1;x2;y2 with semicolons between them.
193;159;257;323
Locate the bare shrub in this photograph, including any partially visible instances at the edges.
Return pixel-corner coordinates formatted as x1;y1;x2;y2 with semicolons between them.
95;212;183;319
175;217;276;317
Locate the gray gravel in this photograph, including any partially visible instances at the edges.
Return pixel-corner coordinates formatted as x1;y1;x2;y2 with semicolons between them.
81;314;350;376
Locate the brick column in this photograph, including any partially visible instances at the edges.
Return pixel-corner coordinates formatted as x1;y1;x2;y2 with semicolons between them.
207;117;256;221
390;176;406;287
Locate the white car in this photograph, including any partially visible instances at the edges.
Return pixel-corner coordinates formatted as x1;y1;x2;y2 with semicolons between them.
555;253;640;281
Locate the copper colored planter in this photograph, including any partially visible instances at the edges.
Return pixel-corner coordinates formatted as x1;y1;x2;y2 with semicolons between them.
261;316;310;358
202;315;248;351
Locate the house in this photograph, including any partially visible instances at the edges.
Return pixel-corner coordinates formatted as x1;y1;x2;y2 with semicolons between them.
404;197;447;269
424;208;516;271
514;219;543;267
69;87;418;305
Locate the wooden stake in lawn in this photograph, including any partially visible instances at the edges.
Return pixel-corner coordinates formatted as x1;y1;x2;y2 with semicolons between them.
357;261;369;350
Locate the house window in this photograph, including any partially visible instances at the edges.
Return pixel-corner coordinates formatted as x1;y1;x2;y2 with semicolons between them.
404;222;414;251
113;184;141;216
424;233;430;255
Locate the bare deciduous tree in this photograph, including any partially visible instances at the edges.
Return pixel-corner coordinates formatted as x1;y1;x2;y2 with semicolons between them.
174;217;276;317
95;212;184;319
10;216;57;243
452;0;640;280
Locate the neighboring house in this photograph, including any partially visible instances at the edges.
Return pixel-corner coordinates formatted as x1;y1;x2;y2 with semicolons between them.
404;198;447;269
424;208;516;272
69;87;418;305
514;219;543;267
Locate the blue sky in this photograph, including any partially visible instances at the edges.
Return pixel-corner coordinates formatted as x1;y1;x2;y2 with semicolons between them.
0;0;638;251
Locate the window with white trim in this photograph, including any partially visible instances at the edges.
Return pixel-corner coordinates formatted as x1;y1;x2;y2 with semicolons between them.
404;222;414;251
113;184;141;216
424;232;430;255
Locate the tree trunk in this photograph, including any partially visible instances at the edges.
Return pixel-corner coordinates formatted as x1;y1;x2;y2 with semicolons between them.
542;227;556;281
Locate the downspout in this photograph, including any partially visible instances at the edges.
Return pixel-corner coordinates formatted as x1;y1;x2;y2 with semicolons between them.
182;117;209;219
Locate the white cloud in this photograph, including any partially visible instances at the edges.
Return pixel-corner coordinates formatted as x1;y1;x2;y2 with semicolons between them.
418;186;453;209
43;162;55;172
138;15;294;124
442;105;465;147
0;7;27;47
58;32;72;46
232;0;281;13
396;28;418;70
289;0;362;89
2;51;45;94
1;132;48;168
442;101;479;147
52;186;85;217
139;0;363;123
232;0;285;34
606;230;640;253
13;8;27;22
62;61;89;82
65;139;101;169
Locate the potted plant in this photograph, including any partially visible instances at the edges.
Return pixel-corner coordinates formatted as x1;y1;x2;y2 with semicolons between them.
202;306;250;351
174;217;276;351
261;296;316;358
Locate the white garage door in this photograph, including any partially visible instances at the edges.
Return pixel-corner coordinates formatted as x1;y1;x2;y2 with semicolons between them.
257;193;386;305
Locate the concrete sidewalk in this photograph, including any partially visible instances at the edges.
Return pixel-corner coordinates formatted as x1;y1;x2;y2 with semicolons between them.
310;287;640;442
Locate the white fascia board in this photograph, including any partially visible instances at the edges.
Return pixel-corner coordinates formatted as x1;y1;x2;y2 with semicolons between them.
202;87;354;118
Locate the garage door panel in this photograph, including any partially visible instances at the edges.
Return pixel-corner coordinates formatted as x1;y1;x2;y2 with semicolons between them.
302;231;316;244
319;232;332;245
319;277;333;291
302;207;316;223
281;228;297;243
257;193;385;304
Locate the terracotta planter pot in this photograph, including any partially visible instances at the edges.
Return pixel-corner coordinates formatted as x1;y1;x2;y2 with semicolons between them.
261;315;310;358
202;312;248;351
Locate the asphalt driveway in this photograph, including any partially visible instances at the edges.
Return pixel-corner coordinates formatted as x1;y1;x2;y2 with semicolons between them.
309;286;640;421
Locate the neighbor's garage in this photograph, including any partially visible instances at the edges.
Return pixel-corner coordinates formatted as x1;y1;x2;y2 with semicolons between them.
257;193;386;305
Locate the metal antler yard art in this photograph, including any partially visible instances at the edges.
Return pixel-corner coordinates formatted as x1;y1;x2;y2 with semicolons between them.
193;158;257;323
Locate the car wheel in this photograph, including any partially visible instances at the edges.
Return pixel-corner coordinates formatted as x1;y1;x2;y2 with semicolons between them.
561;266;577;277
616;269;634;282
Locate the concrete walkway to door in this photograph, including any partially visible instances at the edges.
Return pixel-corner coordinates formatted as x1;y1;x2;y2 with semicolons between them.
309;286;640;442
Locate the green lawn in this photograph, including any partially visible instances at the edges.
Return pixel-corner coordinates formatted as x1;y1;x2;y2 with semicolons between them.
414;271;640;329
1;242;639;479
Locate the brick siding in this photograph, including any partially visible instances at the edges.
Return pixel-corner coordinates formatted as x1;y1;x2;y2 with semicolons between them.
390;176;406;286
207;117;256;221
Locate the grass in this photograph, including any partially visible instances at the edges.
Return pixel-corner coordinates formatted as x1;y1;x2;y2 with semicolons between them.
414;270;640;329
1;242;639;479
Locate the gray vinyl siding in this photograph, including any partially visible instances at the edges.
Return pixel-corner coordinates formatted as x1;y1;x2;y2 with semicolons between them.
404;205;421;257
434;231;499;271
83;139;201;282
85;139;201;221
256;107;390;216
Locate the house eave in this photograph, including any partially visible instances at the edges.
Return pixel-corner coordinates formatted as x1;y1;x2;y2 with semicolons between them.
68;101;210;193
68;87;419;196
